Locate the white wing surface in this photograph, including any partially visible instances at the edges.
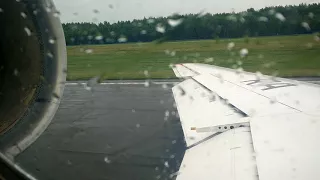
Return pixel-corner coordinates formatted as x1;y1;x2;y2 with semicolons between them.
172;63;320;180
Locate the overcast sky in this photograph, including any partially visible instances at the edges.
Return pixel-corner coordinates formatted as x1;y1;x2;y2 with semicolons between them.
53;0;319;23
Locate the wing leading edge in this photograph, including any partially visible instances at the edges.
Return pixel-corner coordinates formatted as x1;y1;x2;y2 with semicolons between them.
172;63;320;180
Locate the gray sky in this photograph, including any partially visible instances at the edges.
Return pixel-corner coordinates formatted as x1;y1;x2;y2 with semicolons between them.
53;0;319;23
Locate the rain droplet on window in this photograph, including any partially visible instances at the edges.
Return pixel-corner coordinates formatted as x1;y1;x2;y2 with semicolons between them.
155;167;159;171
165;110;170;117
268;9;275;15
301;22;311;31
53;11;61;17
0;8;3;13
147;18;155;24
162;84;168;89
169;63;175;68
118;36;127;43
255;71;263;80
20;12;27;18
204;57;214;63
144;80;150;87
258;16;268;22
45;7;51;12
227;15;237;22
49;38;55;44
67;160;72;165
47;52;53;58
315;34;320;42
239;17;245;23
93;9;99;14
24;27;31;36
227;42;235;50
170;154;175;159
13;69;19;76
140;30;147;35
131;109;136;113
136;124;141;128
172;140;177;144
156;175;161;179
160;100;164;104
308;12;314;19
73;12;78;16
239;48;249;57
170;51;176;56
164;161;170;168
306;43;313;48
236;67;244;74
108;4;114;9
236;60;243;66
270;97;277;104
143;70;149;77
104;157;111;164
95;35;103;41
85;49;93;54
275;13;286;22
156;23;166;33
168;18;183;27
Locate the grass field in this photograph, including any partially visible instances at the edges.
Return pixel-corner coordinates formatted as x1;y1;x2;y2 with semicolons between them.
66;34;320;80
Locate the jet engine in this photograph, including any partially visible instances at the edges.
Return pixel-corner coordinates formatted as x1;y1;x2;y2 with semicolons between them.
0;0;66;178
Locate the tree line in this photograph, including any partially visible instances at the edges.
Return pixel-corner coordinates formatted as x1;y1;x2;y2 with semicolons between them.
62;3;320;45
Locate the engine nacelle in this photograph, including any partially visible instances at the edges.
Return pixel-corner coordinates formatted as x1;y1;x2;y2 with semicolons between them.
0;0;66;162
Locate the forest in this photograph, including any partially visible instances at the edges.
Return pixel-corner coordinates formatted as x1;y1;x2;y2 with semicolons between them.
62;3;320;46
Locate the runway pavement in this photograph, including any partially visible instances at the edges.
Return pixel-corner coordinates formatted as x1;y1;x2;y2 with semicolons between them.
16;81;184;180
14;77;320;180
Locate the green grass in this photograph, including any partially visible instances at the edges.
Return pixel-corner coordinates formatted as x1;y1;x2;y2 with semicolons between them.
66;34;320;80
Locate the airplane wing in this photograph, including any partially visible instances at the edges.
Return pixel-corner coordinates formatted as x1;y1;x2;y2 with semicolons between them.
171;63;320;180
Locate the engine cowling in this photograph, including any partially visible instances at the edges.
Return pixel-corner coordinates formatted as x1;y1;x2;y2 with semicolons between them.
0;0;66;161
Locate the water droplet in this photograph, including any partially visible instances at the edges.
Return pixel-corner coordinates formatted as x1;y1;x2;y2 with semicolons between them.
170;154;175;159
172;140;177;144
131;109;136;113
0;8;3;13
140;30;147;35
165;110;170;117
204;57;214;63
21;12;27;18
227;15;237;22
147;18;155;24
104;157;111;163
53;11;61;17
239;48;249;57
239;17;245;23
136;124;141;128
275;13;286;22
308;12;314;19
156;23;166;33
108;4;114;9
162;84;168;89
168;18;183;27
67;160;72;165
255;71;263;80
118;36;127;43
143;70;149;77
95;35;103;40
301;22;311;31
170;51;176;56
47;52;53;58
73;12;78;16
268;9;275;15
197;10;206;17
144;80;150;87
93;9;99;14
24;27;31;36
236;60;243;66
49;38;55;44
110;31;116;36
160;100;164;104
236;67;244;74
13;69;19;76
177;86;186;96
156;175;161;179
169;63;175;68
306;43;313;48
270;97;277;104
45;7;51;12
258;16;268;22
171;111;176;116
227;42;235;50
164;161;169;168
155;167;159;171
85;49;93;54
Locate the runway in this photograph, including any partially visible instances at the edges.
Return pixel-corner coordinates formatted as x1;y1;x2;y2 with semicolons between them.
15;78;320;180
16;81;184;180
